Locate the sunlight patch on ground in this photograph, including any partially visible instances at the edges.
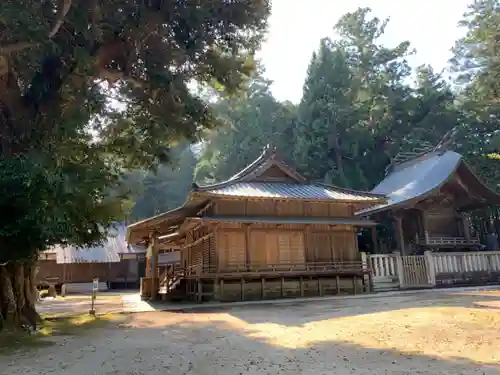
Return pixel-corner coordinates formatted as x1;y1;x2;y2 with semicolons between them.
238;306;500;365
120;304;500;366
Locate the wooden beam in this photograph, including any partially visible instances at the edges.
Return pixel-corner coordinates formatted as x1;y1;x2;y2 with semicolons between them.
183;232;214;249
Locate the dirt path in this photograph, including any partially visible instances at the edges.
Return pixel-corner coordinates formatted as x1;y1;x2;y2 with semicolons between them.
2;290;500;375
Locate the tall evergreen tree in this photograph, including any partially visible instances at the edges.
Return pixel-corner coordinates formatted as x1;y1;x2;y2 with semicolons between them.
196;67;297;183
451;0;500;188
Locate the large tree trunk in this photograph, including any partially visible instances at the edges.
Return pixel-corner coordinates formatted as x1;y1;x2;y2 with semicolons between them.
0;262;41;332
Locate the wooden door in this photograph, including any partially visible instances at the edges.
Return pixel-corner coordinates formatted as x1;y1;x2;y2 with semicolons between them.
311;232;332;263
218;231;246;271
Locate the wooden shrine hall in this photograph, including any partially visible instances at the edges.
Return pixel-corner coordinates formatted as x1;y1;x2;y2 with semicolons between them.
126;145;387;302
358;147;500;254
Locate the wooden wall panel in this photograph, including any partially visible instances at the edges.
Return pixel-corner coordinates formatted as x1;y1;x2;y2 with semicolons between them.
276;200;303;216
249;231;267;266
305;202;330;217
426;213;459;237
329;203;350;217
249;230;305;266
218;230;246;268
311;232;332;262
246;200;276;216
265;232;280;265
214;198;354;219
310;229;358;263
277;232;305;263
331;230;358;261
289;232;305;263
215;200;246;215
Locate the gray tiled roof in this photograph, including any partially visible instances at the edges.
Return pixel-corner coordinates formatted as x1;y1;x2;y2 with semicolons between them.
358;151;462;215
203;182;382;201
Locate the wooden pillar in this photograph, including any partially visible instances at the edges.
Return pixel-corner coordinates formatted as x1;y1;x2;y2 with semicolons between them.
461;213;471;242
245;224;251;270
213;278;218;300
197;279;202;303
393;215;405;255
305;224;312;263
420;211;429;244
219;279;224;301
371;226;379;253
145;244;152;278
150;233;159;301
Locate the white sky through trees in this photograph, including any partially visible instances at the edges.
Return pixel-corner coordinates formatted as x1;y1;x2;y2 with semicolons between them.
258;0;472;103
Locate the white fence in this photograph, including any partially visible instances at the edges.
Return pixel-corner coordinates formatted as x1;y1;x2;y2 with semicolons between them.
366;251;500;291
368;254;399;291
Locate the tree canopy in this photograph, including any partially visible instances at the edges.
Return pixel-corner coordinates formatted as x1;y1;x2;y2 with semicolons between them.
0;0;270;252
193;6;497;195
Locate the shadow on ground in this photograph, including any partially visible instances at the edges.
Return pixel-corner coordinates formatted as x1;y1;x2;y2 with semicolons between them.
2;308;498;375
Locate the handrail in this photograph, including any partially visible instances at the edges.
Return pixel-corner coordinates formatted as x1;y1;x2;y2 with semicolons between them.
422;236;480;245
184;261;368;276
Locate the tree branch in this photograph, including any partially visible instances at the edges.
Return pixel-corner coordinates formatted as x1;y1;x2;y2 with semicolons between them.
48;0;73;38
0;42;36;55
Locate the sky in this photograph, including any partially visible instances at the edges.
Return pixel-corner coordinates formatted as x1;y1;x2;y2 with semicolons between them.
257;0;473;103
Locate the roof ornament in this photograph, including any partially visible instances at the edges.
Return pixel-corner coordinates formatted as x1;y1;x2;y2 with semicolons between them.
433;128;457;154
385;129;458;176
262;143;277;157
263;143;276;152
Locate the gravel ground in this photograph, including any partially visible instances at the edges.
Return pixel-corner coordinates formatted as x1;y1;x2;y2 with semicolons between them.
2;289;500;375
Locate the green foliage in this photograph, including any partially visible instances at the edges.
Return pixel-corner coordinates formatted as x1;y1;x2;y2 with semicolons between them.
293;8;453;190
0;153;126;263
128;144;197;220
451;0;500;188
195;68;297;183
192;5;500;196
0;0;270;261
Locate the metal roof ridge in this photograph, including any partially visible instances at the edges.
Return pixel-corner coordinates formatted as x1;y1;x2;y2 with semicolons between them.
193;146;307;191
314;182;387;199
390;149;457;174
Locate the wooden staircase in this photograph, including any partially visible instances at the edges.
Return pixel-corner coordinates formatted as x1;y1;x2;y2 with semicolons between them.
158;267;185;301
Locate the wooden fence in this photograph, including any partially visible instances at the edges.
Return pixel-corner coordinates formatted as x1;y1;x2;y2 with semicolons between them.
367;251;500;291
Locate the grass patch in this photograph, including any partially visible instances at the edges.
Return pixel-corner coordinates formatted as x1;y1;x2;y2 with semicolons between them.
56;294;123;301
40;313;122;335
39;289;50;298
0;313;123;355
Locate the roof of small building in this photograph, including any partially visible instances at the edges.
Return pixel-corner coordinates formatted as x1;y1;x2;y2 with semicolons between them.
192;144;385;202
42;225;145;264
357;150;500;215
126;145;386;244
